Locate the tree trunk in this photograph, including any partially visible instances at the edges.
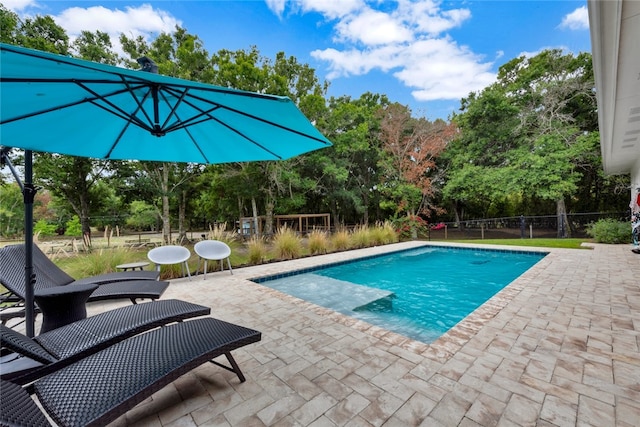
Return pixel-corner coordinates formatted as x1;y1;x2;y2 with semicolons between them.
263;197;273;237
362;191;369;226
453;201;464;231
161;164;171;244
556;198;569;238
79;194;92;249
177;189;187;244
251;196;260;237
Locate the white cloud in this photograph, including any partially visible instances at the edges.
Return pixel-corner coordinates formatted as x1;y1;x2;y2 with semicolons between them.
303;0;494;102
50;4;180;57
335;8;413;45
397;0;471;35
394;38;495;101
55;4;179;39
265;0;286;18
313;36;495;101
297;0;365;20
6;2;181;57
1;0;39;12
559;6;589;30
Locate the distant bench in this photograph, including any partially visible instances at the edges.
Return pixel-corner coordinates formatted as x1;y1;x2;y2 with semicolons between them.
124;238;156;248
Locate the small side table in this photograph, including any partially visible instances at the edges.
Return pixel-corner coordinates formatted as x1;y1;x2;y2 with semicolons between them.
116;261;150;271
34;283;98;333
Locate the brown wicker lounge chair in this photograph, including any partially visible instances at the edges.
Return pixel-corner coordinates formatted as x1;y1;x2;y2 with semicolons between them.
1;317;261;427
1;299;210;385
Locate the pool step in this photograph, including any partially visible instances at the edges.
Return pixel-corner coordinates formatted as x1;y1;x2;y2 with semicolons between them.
262;273;395;314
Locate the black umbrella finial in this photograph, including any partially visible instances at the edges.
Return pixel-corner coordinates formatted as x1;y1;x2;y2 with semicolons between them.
137;56;158;74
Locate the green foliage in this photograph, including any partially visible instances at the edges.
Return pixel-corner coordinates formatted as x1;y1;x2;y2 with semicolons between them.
64;216;82;236
0;183;24;237
442;49;605;224
272;227;303;260
66;248;136;278
33;219;57;236
126;201;158;231
586;219;631;244
7;11;625;234
392;215;429;240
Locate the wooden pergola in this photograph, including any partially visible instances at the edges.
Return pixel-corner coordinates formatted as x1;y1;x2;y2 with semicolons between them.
239;213;331;237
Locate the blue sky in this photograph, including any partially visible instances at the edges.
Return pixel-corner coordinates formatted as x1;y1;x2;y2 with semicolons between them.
4;0;591;120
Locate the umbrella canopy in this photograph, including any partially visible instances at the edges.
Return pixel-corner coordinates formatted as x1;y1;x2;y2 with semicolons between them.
0;43;331;162
0;43;332;337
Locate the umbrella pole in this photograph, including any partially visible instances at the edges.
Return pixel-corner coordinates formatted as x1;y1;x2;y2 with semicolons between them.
24;150;36;337
0;149;36;336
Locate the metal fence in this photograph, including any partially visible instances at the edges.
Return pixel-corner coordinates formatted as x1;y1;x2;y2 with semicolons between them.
428;212;629;240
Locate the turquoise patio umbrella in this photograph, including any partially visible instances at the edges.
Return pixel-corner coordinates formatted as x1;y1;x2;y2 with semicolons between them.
0;43;332;336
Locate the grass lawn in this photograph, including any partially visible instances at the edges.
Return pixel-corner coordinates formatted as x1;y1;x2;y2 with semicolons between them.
432;238;591;249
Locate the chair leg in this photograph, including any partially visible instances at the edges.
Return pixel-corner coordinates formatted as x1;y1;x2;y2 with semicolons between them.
183;261;191;281
209;352;246;383
226;258;233;275
203;259;208;280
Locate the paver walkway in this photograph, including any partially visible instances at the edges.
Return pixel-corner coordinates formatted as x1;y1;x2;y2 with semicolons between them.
39;242;640;425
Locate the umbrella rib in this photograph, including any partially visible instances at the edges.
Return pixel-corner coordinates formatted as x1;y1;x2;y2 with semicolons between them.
0;82;143;126
157;86;330;150
157;87;189;131
75;80;155;132
181;91;330;145
154;87;282;160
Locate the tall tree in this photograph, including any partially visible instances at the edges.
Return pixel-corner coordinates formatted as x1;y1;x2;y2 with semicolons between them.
120;27;210;243
0;4;19;44
443;50;607;235
313;93;388;226
208;47;328;235
32;30;120;245
378;103;450;219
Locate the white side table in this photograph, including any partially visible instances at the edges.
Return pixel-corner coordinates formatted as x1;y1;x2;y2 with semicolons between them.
116;261;150;271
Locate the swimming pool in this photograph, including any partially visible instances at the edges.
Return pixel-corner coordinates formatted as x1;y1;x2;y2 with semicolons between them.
254;246;547;343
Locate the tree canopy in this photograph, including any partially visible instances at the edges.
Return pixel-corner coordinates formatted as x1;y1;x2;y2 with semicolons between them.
0;5;629;240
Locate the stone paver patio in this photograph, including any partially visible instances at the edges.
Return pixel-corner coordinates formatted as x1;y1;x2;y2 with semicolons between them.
55;242;640;425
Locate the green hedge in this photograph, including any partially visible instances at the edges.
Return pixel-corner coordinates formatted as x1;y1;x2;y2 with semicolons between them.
586;219;631;244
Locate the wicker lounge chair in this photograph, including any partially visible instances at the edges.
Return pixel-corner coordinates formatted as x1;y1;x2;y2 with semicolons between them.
0;244;170;326
1;317;261;427
1;299;211;385
4;243;160;284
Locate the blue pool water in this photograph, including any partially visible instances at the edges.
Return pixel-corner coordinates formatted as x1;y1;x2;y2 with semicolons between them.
255;246;547;343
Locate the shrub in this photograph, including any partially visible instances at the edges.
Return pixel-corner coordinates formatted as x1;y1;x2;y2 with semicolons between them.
247;236;268;265
331;229;351;251
272;227;302;260
371;221;399;245
586;219;631;244
64;216;82;236
392;215;429;240
126;200;158;231
351;225;371;248
307;229;329;254
205;222;235;244
33;219;57;237
68;248;134;277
